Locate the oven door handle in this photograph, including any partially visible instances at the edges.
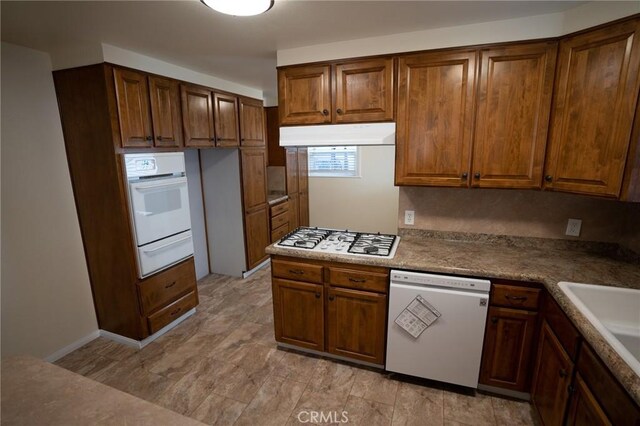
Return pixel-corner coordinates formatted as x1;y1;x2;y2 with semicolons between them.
142;235;191;254
132;177;187;191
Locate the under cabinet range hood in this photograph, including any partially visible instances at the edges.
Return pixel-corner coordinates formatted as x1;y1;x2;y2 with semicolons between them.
279;123;396;147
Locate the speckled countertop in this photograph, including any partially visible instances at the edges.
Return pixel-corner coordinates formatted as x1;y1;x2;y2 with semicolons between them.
266;229;640;404
267;194;288;205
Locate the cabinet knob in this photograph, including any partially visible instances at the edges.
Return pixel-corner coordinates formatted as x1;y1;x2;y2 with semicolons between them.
336;108;343;115
462;172;468;180
491;317;498;324
329;295;335;301
474;172;481;179
545;175;553;182
210;137;216;142
559;369;568;378
156;136;163;141
145;135;153;141
315;292;321;299
322;109;329;116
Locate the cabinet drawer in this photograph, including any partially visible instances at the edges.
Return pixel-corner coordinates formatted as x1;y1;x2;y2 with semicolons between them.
272;258;323;284
271;211;289;230
327;267;389;293
147;291;197;334
544;295;581;360
271;224;289;242
138;258;196;314
270;201;289;217
492;284;540;310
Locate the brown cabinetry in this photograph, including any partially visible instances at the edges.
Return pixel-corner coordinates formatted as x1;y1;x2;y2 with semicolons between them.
240;97;266;146
297;148;310;226
181;84;215;148
278;58;394;126
213;92;240;147
544;18;640;198
240;147;269;269
148;76;183;148
473;42;557;188
566;374;612;426
395;49;477;186
271;256;389;365
269;200;290;242
113;68;155;149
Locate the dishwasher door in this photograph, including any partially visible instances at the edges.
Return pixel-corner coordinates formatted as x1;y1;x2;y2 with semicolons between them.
386;280;489;388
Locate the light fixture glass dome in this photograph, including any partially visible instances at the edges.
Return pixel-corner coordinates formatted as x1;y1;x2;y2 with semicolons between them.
201;0;274;16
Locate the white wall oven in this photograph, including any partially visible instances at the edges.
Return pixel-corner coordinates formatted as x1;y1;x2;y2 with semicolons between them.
124;153;194;278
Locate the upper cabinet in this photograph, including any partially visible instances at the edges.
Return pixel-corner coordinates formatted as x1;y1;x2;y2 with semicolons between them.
472;42;557;189
114;68;154;148
149;76;183;148
395;49;477;187
213;92;240;147
180;84;215;148
240;97;266;146
278;58;394;126
544;18;640;198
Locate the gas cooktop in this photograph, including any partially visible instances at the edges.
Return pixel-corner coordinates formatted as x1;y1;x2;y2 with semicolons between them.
277;227;400;258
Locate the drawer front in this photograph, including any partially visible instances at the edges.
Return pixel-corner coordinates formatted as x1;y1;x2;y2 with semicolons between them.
492;284;540;310
544;295;581;360
271;211;289;230
147;291;197;334
138;258;196;314
270;201;289;217
272;258;324;284
327;267;389;293
271;224;289;242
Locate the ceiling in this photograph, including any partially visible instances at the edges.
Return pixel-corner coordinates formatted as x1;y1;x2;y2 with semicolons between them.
2;1;587;95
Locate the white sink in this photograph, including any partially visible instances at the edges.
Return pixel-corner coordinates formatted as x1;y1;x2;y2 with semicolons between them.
558;282;640;376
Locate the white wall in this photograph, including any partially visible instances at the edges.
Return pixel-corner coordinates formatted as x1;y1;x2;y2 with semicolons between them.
184;150;210;280
1;42;98;359
309;146;399;234
277;2;639;66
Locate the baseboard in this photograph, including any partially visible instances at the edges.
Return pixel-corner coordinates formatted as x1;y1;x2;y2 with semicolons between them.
45;329;101;362
276;342;384;369
477;384;530;401
100;308;196;349
243;258;270;278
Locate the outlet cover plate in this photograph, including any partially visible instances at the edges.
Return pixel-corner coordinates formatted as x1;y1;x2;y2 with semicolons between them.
566;218;582;237
404;210;415;225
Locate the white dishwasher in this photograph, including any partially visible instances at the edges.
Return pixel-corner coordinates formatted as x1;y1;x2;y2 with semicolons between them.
386;270;490;388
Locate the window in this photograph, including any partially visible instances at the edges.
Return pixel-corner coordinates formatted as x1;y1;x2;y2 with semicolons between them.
308;146;359;177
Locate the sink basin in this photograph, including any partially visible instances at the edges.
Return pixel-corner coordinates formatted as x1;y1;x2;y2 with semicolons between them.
558;282;640;376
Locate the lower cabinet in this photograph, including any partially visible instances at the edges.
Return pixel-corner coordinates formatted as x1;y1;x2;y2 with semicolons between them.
244;207;270;269
326;287;387;365
271;256;389;365
566;374;612;426
272;278;324;351
531;321;575;426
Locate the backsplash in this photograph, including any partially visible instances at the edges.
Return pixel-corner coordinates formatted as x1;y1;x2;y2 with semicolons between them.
267;166;286;195
398;187;635;245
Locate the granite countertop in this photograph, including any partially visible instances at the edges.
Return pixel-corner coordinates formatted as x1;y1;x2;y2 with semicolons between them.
266;229;640;404
267;194;288;205
1;356;205;426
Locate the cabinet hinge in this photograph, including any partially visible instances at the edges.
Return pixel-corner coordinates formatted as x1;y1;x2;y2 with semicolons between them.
568;385;575;394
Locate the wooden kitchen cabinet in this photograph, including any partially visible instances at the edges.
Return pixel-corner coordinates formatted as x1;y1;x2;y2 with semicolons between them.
395;49;477;186
472;42;557;188
531;321;575;426
272;278;324;351
271;256;389;365
266;106;285;166
244;207;270;269
240;97;266;146
297;148;309;226
148;76;183;148
213;92;240;147
181;84;215;148
113;68;154;148
566;374;612;426
334;58;394;123
278;64;332;125
327;286;387;364
278;58;394;125
544;18;640;198
240;148;268;210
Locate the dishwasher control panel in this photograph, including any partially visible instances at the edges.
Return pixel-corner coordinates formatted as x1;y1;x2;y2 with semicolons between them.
390;270;491;292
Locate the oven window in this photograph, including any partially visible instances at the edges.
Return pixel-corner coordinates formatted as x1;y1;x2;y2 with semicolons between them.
143;188;182;215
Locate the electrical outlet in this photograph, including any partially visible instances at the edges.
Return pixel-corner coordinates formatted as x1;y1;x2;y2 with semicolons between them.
404;210;415;225
566;218;582;237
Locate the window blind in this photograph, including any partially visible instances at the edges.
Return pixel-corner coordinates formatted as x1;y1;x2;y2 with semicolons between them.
308;146;359;177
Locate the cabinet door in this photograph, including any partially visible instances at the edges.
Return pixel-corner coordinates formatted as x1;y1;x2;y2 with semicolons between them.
272;278;324;351
244;207;269;269
180;84;215;147
113;68;153;148
544;18;640;197
239;97;265;146
279;65;332;125
213;92;240;147
240;148;268;211
334;58;394;123
395;50;476;186
479;307;538;392
297;148;309;226
327;287;387;365
532;321;574;426
148;76;183;148
266;106;285;166
473;42;557;188
286;148;299;195
566;374;612;426
288;193;300;231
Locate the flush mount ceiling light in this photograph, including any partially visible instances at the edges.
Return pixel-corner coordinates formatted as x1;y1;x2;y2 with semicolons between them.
201;0;274;16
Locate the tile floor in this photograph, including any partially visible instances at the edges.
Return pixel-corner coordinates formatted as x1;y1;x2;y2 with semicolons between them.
55;266;538;425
